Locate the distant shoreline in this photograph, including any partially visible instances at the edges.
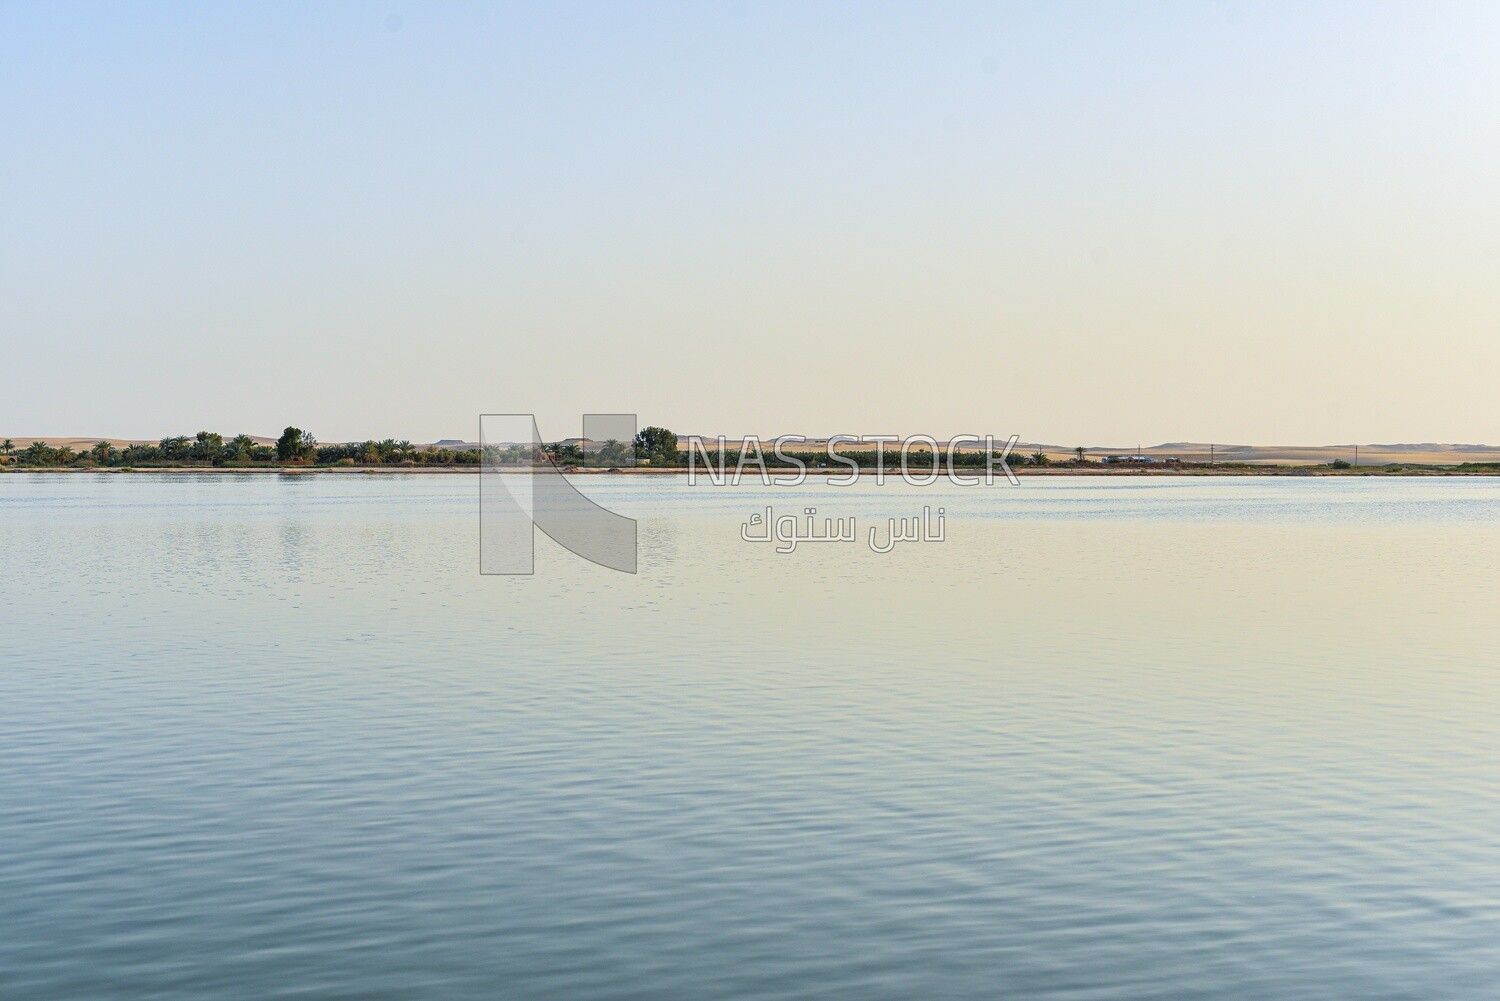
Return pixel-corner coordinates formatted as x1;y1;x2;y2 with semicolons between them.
5;465;1499;477
10;434;1500;472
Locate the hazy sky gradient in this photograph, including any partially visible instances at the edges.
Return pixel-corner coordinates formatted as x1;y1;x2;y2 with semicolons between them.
4;1;1498;444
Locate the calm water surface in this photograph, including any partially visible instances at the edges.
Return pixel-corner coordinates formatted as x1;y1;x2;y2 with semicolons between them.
2;474;1498;999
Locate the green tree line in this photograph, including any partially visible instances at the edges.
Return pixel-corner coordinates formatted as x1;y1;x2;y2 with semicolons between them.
6;428;480;467
480;428;673;468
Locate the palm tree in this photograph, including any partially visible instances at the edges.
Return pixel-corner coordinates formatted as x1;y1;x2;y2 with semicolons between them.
192;431;225;462
228;434;255;462
93;440;114;462
160;435;190;460
1;439;14;456
1074;446;1086;463
598;439;628;466
1031;450;1051;466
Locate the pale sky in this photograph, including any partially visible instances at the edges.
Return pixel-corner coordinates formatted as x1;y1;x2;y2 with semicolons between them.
3;2;1498;445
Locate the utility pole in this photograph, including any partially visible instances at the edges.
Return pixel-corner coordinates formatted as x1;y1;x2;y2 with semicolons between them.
1354;445;1358;467
1210;443;1214;466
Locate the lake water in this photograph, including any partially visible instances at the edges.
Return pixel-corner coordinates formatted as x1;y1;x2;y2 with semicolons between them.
2;474;1498;999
